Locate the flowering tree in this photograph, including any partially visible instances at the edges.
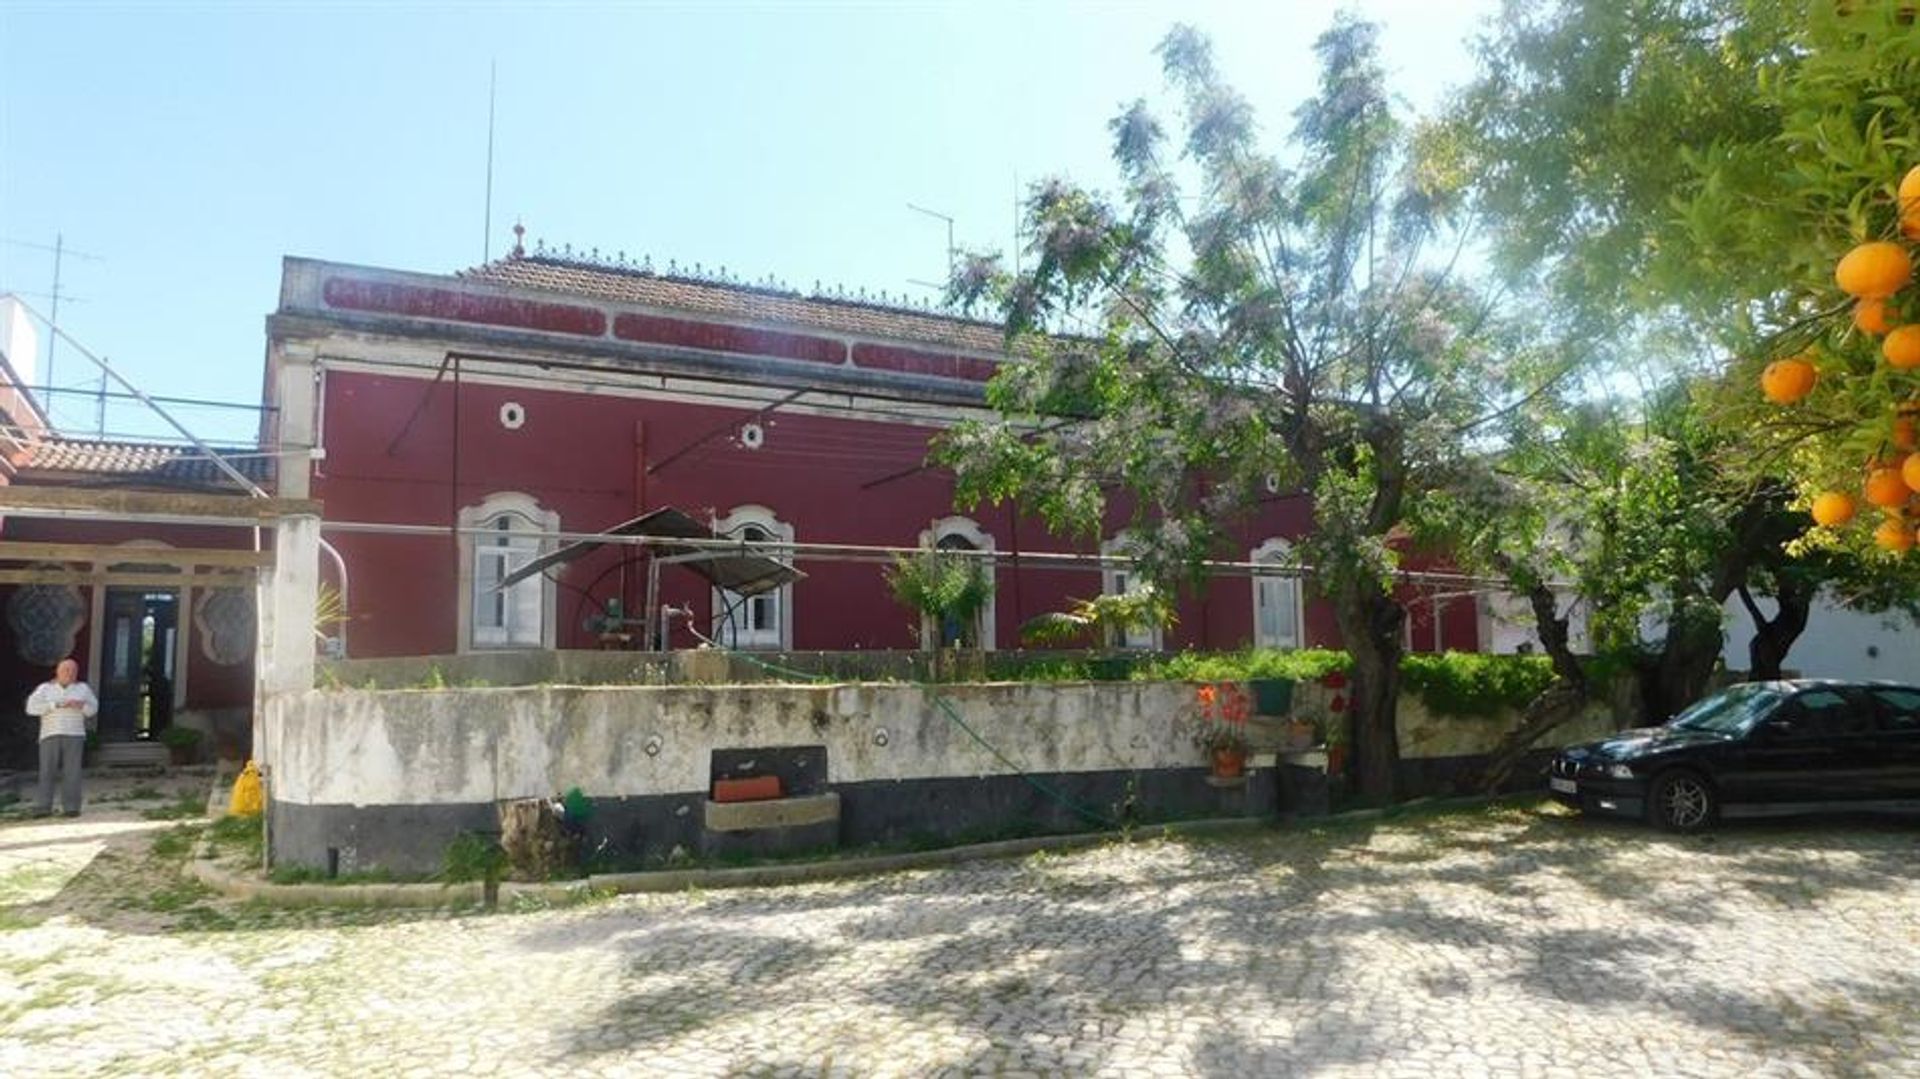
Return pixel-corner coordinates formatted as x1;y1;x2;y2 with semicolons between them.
940;20;1552;803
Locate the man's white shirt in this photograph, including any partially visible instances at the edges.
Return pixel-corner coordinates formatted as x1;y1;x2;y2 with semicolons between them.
27;681;98;740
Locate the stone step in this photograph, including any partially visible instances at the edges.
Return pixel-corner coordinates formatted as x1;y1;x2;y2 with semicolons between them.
92;741;172;770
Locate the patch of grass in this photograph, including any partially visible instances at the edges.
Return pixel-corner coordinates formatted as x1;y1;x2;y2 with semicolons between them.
170;905;238;932
147;879;212;913
207;814;264;864
149;825;200;859
267;864;407;885
0;909;47;931
505;885;617;914
141;791;206;820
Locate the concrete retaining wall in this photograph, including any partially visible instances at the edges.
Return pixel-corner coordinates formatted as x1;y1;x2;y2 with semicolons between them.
265;681;1277;873
265;676;1629;875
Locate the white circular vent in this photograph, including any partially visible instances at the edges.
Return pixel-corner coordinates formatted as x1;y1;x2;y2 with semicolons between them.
499;402;527;430
1264;473;1282;494
739;422;765;450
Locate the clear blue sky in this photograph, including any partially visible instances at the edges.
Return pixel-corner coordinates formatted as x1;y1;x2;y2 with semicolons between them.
1;1;1493;444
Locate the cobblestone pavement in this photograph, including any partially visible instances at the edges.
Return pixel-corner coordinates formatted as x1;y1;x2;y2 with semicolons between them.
2;779;1917;1078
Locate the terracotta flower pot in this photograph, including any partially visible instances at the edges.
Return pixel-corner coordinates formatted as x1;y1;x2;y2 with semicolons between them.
1211;745;1247;778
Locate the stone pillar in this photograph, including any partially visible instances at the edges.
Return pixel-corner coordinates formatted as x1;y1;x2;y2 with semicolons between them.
267;513;321;698
272;343;318;500
252;512;321;769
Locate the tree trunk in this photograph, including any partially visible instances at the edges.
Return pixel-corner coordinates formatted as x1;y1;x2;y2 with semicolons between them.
1479;577;1594;793
1334;581;1405;805
1741;581;1811;682
1635;587;1724;724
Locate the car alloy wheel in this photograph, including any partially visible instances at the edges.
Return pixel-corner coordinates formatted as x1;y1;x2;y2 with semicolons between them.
1652;771;1714;832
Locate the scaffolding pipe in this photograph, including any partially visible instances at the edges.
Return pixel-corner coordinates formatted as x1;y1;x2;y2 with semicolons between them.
315;517;1563;590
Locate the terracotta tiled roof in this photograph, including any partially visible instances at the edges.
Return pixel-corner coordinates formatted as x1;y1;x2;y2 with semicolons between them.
461;253;1014;355
15;438;273;491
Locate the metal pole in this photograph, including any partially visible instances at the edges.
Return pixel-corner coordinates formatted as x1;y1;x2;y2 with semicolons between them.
483;59;496;264
45;233;61;392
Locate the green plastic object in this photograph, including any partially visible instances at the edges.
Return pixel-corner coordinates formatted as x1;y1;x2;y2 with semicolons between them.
1249;678;1294;716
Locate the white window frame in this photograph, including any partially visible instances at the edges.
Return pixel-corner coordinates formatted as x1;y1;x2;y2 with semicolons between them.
1251;537;1304;651
1100;535;1162;651
710;505;794;651
457;492;559;653
918;515;996;651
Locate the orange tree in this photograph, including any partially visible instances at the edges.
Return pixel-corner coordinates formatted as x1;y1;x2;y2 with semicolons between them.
1449;0;1920;696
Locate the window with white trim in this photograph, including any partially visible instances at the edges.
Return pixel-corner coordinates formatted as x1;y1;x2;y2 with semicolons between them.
1251;538;1303;650
712;506;793;650
458;493;558;651
1101;535;1161;650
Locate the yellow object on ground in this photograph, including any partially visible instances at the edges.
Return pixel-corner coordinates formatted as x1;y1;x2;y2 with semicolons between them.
228;760;264;817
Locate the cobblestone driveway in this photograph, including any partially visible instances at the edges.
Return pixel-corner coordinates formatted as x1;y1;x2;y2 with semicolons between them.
3;779;1917;1078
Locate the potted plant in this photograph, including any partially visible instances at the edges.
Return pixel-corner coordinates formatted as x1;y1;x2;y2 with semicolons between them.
885;549;995;680
1019;588;1176;680
1191;682;1252;778
158;725;203;766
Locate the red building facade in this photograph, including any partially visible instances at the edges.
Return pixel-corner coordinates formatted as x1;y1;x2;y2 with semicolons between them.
266;249;1482;661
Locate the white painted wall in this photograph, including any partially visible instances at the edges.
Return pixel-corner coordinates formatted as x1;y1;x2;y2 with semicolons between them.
267;681;1209;807
1485;584;1918;681
1720;592;1920;681
0;296;38;386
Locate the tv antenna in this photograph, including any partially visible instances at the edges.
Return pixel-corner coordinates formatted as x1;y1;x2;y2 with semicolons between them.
2;234;102;395
906;203;956;302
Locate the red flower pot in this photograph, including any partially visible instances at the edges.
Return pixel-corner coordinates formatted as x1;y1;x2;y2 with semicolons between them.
1211;746;1247;778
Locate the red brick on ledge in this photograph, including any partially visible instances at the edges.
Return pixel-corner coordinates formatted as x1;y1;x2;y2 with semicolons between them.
614;313;847;365
711;775;784;803
322;277;608;337
851;342;1000;382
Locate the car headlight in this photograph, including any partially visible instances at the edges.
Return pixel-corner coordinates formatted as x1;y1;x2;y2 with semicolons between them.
1606;763;1635;780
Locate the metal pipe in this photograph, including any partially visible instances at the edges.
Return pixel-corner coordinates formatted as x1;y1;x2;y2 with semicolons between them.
315;517;1557;588
4;296;267;497
318;536;349;657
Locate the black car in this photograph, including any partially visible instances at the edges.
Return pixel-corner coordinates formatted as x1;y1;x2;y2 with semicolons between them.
1548;680;1920;831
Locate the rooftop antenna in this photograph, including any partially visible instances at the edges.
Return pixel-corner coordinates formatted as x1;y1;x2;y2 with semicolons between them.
2;234;101;399
906;203;956;304
482;58;497;264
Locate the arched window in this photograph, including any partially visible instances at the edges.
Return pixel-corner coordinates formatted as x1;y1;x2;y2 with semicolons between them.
919;516;996;651
1251;538;1303;650
712;505;793;650
1101;534;1162;650
458;493;558;651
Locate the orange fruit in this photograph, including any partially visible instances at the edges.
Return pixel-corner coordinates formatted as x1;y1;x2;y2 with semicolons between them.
1895;414;1919;452
1856;298;1899;335
1811;491;1858;527
1874;518;1915;553
1836;241;1914;299
1885;325;1920;369
1867;466;1910;507
1760;357;1817;403
1906;452;1920;494
1901;166;1920;217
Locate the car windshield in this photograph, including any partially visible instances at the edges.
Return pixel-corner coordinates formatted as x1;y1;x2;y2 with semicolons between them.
1667;684;1784;735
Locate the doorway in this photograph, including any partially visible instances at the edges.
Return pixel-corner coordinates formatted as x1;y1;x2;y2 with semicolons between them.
98;588;178;742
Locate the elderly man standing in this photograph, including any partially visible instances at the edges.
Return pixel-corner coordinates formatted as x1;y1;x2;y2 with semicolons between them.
26;658;98;817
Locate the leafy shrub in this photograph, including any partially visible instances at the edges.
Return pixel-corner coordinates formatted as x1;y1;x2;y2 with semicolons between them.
441;831;507;883
1141;648;1351;684
885;550;994;645
1399;652;1556;718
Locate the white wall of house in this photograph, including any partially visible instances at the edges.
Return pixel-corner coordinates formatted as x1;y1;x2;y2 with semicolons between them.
1720;592;1920;681
1483;586;1918;682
